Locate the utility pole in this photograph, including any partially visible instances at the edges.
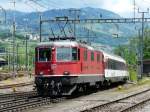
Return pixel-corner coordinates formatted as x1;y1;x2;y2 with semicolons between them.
0;6;6;24
23;18;29;74
69;9;80;39
39;14;42;42
11;0;16;77
7;47;10;71
138;8;149;79
135;26;140;80
133;0;136;20
87;28;90;43
16;43;18;72
137;29;141;80
25;35;28;73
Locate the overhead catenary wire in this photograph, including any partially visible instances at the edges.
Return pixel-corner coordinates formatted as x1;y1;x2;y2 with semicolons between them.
25;0;61;10
38;0;61;9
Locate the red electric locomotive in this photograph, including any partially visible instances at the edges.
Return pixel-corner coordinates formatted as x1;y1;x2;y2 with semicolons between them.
35;40;128;96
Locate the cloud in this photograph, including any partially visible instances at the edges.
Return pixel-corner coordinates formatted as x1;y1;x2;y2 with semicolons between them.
105;0;132;13
91;0;133;16
0;0;149;17
57;0;134;17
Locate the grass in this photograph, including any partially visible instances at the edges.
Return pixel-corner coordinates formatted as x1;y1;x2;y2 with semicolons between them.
129;68;137;82
137;77;150;85
128;67;150;85
115;77;150;93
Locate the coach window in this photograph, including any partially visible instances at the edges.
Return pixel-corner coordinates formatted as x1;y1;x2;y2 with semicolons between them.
109;60;112;69
84;50;87;61
91;52;94;61
118;61;121;70
114;61;117;70
113;60;117;69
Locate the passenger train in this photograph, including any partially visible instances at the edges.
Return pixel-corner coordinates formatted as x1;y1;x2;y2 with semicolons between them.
35;40;129;96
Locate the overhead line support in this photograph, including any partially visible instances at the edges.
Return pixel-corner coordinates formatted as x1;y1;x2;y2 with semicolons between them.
41;18;150;24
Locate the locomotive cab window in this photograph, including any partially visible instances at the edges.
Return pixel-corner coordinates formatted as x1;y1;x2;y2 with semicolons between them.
38;48;51;62
57;47;71;61
72;47;80;61
72;47;78;61
57;47;80;61
91;52;94;61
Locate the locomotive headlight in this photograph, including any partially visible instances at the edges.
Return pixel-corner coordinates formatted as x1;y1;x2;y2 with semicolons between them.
52;47;55;51
63;71;70;75
39;72;44;75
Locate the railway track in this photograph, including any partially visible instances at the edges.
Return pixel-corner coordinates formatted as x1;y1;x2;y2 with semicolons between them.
120;98;150;112
0;96;51;112
0;91;36;101
81;88;150;112
1;87;150;112
0;81;33;89
0;97;65;112
0;92;65;112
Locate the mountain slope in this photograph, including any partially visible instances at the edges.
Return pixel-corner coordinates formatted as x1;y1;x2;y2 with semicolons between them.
1;7;136;46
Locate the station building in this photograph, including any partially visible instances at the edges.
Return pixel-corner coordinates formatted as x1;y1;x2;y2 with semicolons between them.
0;58;7;67
143;59;150;75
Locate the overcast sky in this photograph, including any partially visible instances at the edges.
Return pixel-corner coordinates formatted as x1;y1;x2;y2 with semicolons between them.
0;0;150;17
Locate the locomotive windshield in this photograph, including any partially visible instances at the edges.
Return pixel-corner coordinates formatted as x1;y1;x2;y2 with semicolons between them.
57;47;71;61
56;47;78;61
38;48;51;62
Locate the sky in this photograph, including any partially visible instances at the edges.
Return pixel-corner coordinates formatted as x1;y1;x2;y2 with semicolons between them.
0;0;150;17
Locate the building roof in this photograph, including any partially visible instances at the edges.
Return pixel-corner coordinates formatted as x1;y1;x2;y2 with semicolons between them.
37;41;94;50
0;58;6;61
143;59;150;64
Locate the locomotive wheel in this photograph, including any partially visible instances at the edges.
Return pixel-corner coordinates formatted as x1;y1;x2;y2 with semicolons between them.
37;86;44;96
78;85;84;92
103;80;108;87
95;82;101;89
103;80;111;87
83;84;88;92
51;82;62;96
108;80;111;86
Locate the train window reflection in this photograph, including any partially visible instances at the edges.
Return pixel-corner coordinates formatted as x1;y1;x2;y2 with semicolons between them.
57;47;71;61
39;48;51;62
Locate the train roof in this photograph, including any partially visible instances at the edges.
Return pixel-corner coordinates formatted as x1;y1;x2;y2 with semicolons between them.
103;51;126;63
37;41;94;50
37;41;78;47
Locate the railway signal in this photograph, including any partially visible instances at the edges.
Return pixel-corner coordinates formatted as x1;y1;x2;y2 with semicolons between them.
40;17;150;24
11;0;17;77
